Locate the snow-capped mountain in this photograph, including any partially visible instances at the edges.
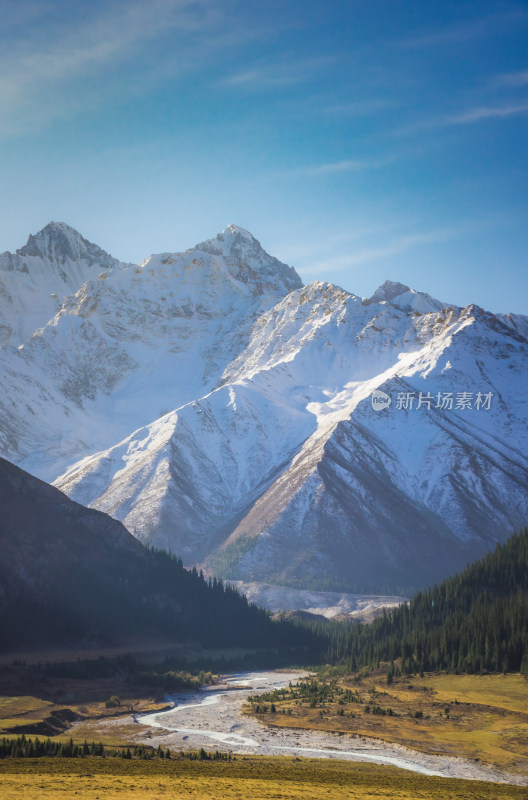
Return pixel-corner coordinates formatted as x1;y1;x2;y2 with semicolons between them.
54;280;528;592
0;222;129;346
1;222;527;592
0;223;302;480
194;224;301;293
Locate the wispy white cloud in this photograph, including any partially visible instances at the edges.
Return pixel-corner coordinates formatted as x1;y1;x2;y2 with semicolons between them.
220;56;334;90
300;225;470;274
491;69;528;89
446;103;528;124
0;1;53;32
277;212;520;276
324;99;395;116
223;69;301;88
282;155;397;178
399;10;527;49
271;222;405;264
397;102;528;136
291;159;385;176
0;0;233;136
2;0;211;82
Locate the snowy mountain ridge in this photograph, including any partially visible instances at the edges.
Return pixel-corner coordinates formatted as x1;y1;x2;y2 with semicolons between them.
194;223;302;293
0;221;130;346
0;221;527;592
0;223;303;481
364;279;447;314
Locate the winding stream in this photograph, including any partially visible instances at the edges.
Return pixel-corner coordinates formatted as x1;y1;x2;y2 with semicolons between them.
137;670;513;782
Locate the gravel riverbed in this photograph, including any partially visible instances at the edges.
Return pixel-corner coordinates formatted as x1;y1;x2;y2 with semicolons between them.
130;670;527;785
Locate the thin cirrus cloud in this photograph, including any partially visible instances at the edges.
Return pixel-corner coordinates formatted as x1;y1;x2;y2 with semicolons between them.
491;70;528;88
0;0;230;136
300;225;472;274
285;156;396;178
447;103;528;125
397;102;528;135
1;2;53;32
273;221;405;264
222;68;303;88
280;212;517;277
324;99;396;116
398;9;528;49
220;56;335;90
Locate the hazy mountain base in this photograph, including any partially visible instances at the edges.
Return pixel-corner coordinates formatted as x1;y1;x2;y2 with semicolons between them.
227;581;407;621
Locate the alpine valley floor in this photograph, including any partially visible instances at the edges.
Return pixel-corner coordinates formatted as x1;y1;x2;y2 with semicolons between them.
2;664;528;796
60;670;527;785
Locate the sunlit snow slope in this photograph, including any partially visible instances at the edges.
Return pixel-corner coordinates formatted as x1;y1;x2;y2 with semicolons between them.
0;223;301;481
1;222;526;592
0;222;130;347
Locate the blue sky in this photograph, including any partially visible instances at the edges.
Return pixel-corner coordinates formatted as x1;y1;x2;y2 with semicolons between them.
1;0;527;313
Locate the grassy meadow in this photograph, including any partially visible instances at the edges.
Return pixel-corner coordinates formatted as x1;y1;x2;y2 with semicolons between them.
247;671;528;774
1;660;528;797
1;755;527;800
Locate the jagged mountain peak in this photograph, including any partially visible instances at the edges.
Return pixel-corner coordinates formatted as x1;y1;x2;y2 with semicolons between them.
194;224;303;293
369;280;411;303
196;223;262;253
2;220;527;596
16;221;121;270
52;271;528;590
365;279;446;314
0;222;130;347
300;280;352;301
223;223;254;240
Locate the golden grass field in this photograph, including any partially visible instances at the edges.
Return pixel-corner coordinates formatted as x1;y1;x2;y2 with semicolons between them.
0;692;166;740
1;755;527;800
249;671;528;775
1;668;528;797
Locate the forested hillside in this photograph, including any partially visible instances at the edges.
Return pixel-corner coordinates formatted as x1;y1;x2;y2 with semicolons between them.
0;457;315;654
322;529;528;674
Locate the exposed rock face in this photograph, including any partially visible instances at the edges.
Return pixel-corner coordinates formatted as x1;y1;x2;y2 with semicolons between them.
1;222;527;593
0;223;302;481
194;224;302;293
0;221;130;346
53;281;528;592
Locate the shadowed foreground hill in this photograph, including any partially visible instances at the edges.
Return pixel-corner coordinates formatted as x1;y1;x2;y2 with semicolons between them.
0;457;310;653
